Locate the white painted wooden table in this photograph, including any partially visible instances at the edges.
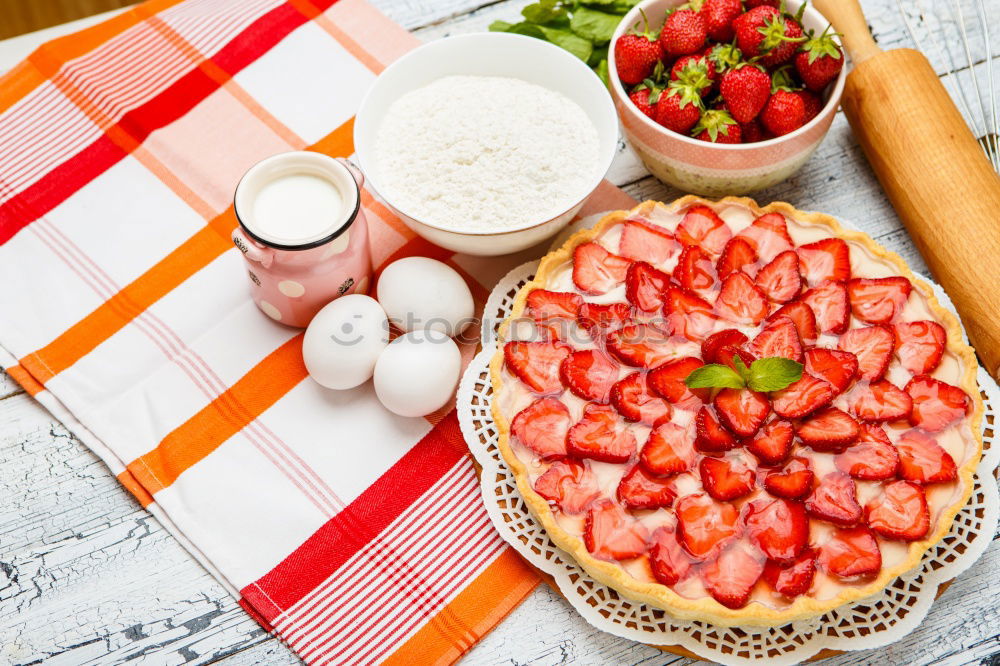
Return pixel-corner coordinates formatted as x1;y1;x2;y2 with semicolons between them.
1;1;998;664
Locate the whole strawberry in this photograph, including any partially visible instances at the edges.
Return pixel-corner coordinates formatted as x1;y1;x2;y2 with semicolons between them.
655;83;704;133
734;6;805;68
692;109;742;143
671;55;716;96
761;89;806;136
704;42;743;75
720;64;771;123
629;87;658;119
795;26;844;91
740;118;768;142
796;89;823;122
659;9;708;58
615;14;663;86
695;0;743;42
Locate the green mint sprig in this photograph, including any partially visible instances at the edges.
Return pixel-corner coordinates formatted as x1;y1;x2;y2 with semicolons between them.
489;0;642;85
685;356;803;393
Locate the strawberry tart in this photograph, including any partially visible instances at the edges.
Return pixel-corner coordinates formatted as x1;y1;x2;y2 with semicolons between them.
490;196;982;626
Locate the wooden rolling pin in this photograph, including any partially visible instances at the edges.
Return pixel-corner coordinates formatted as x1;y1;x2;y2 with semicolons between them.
813;0;1000;380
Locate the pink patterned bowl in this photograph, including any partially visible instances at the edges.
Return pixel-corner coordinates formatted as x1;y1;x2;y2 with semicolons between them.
609;0;846;196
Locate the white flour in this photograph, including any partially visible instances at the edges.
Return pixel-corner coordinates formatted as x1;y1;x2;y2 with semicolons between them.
374;75;601;231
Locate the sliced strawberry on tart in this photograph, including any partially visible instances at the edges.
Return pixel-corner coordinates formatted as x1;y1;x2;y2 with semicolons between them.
607;322;685;368
800;281;850;335
511;397;571;460
495;197;980;626
735;212;794;263
700;455;757;501
748;316;803;362
755;250;802;303
674;245;719;297
803;348;857;394
715;272;769;326
797;237;850;286
744;497;809;563
664;286;719;341
702;329;749;365
675;492;740;561
676;204;732;255
763;549;817;598
648;357;710;410
649;525;693;585
769;301;818;344
610;372;672;426
619;217;678;264
641;422;696;475
525;289;582;340
835;424;899;480
567;403;638;463
617;465;678;510
838;325;894;381
745;418;794;465
577;302;632;339
763;456;814;499
585;500;649;561
573;242;631;294
626;261;671;313
533;459;601;514
717;237;758;280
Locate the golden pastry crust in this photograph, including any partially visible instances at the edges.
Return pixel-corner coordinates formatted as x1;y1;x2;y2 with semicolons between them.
490;196;983;627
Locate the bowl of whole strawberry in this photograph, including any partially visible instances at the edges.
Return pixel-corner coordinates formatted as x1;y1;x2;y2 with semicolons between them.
609;0;845;196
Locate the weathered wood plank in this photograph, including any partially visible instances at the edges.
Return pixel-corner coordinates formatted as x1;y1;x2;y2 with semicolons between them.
0;391;293;665
368;0;501;29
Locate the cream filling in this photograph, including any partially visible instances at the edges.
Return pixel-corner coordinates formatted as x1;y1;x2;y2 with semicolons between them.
499;200;977;609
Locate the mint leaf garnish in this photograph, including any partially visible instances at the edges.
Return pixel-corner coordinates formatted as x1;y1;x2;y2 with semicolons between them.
732;354;751;382
684;364;746;390
683;356;803;392
747;357;803;392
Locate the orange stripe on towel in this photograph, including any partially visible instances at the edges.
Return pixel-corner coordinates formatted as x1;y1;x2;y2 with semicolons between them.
0;0;188;114
382;548;540;666
117;469;155;507
126;335;307;493
6;363;44;396
21;219;234;383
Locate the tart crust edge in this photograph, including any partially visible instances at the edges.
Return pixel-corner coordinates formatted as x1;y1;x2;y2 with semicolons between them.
488;195;984;627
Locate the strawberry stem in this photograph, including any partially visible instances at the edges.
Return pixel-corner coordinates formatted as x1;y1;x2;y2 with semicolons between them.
771;65;801;92
793;0;808;24
801;23;844;63
691;108;738;141
666;81;705;109
634;7;658;41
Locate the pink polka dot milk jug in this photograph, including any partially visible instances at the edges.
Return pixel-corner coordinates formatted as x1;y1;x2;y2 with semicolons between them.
232;151;372;328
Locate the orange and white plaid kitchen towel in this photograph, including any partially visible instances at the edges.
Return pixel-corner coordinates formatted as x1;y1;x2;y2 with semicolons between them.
0;0;638;663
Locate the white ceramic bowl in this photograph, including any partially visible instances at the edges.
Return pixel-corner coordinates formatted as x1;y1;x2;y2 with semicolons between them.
609;0;846;196
354;32;618;256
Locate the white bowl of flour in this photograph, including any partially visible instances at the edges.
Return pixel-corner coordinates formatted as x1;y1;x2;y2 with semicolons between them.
354;33;618;256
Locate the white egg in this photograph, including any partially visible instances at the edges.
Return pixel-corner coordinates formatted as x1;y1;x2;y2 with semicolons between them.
303;294;389;390
376;257;474;336
374;329;461;417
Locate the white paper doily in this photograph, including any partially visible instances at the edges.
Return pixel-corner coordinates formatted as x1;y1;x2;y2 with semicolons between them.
460;249;1000;665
